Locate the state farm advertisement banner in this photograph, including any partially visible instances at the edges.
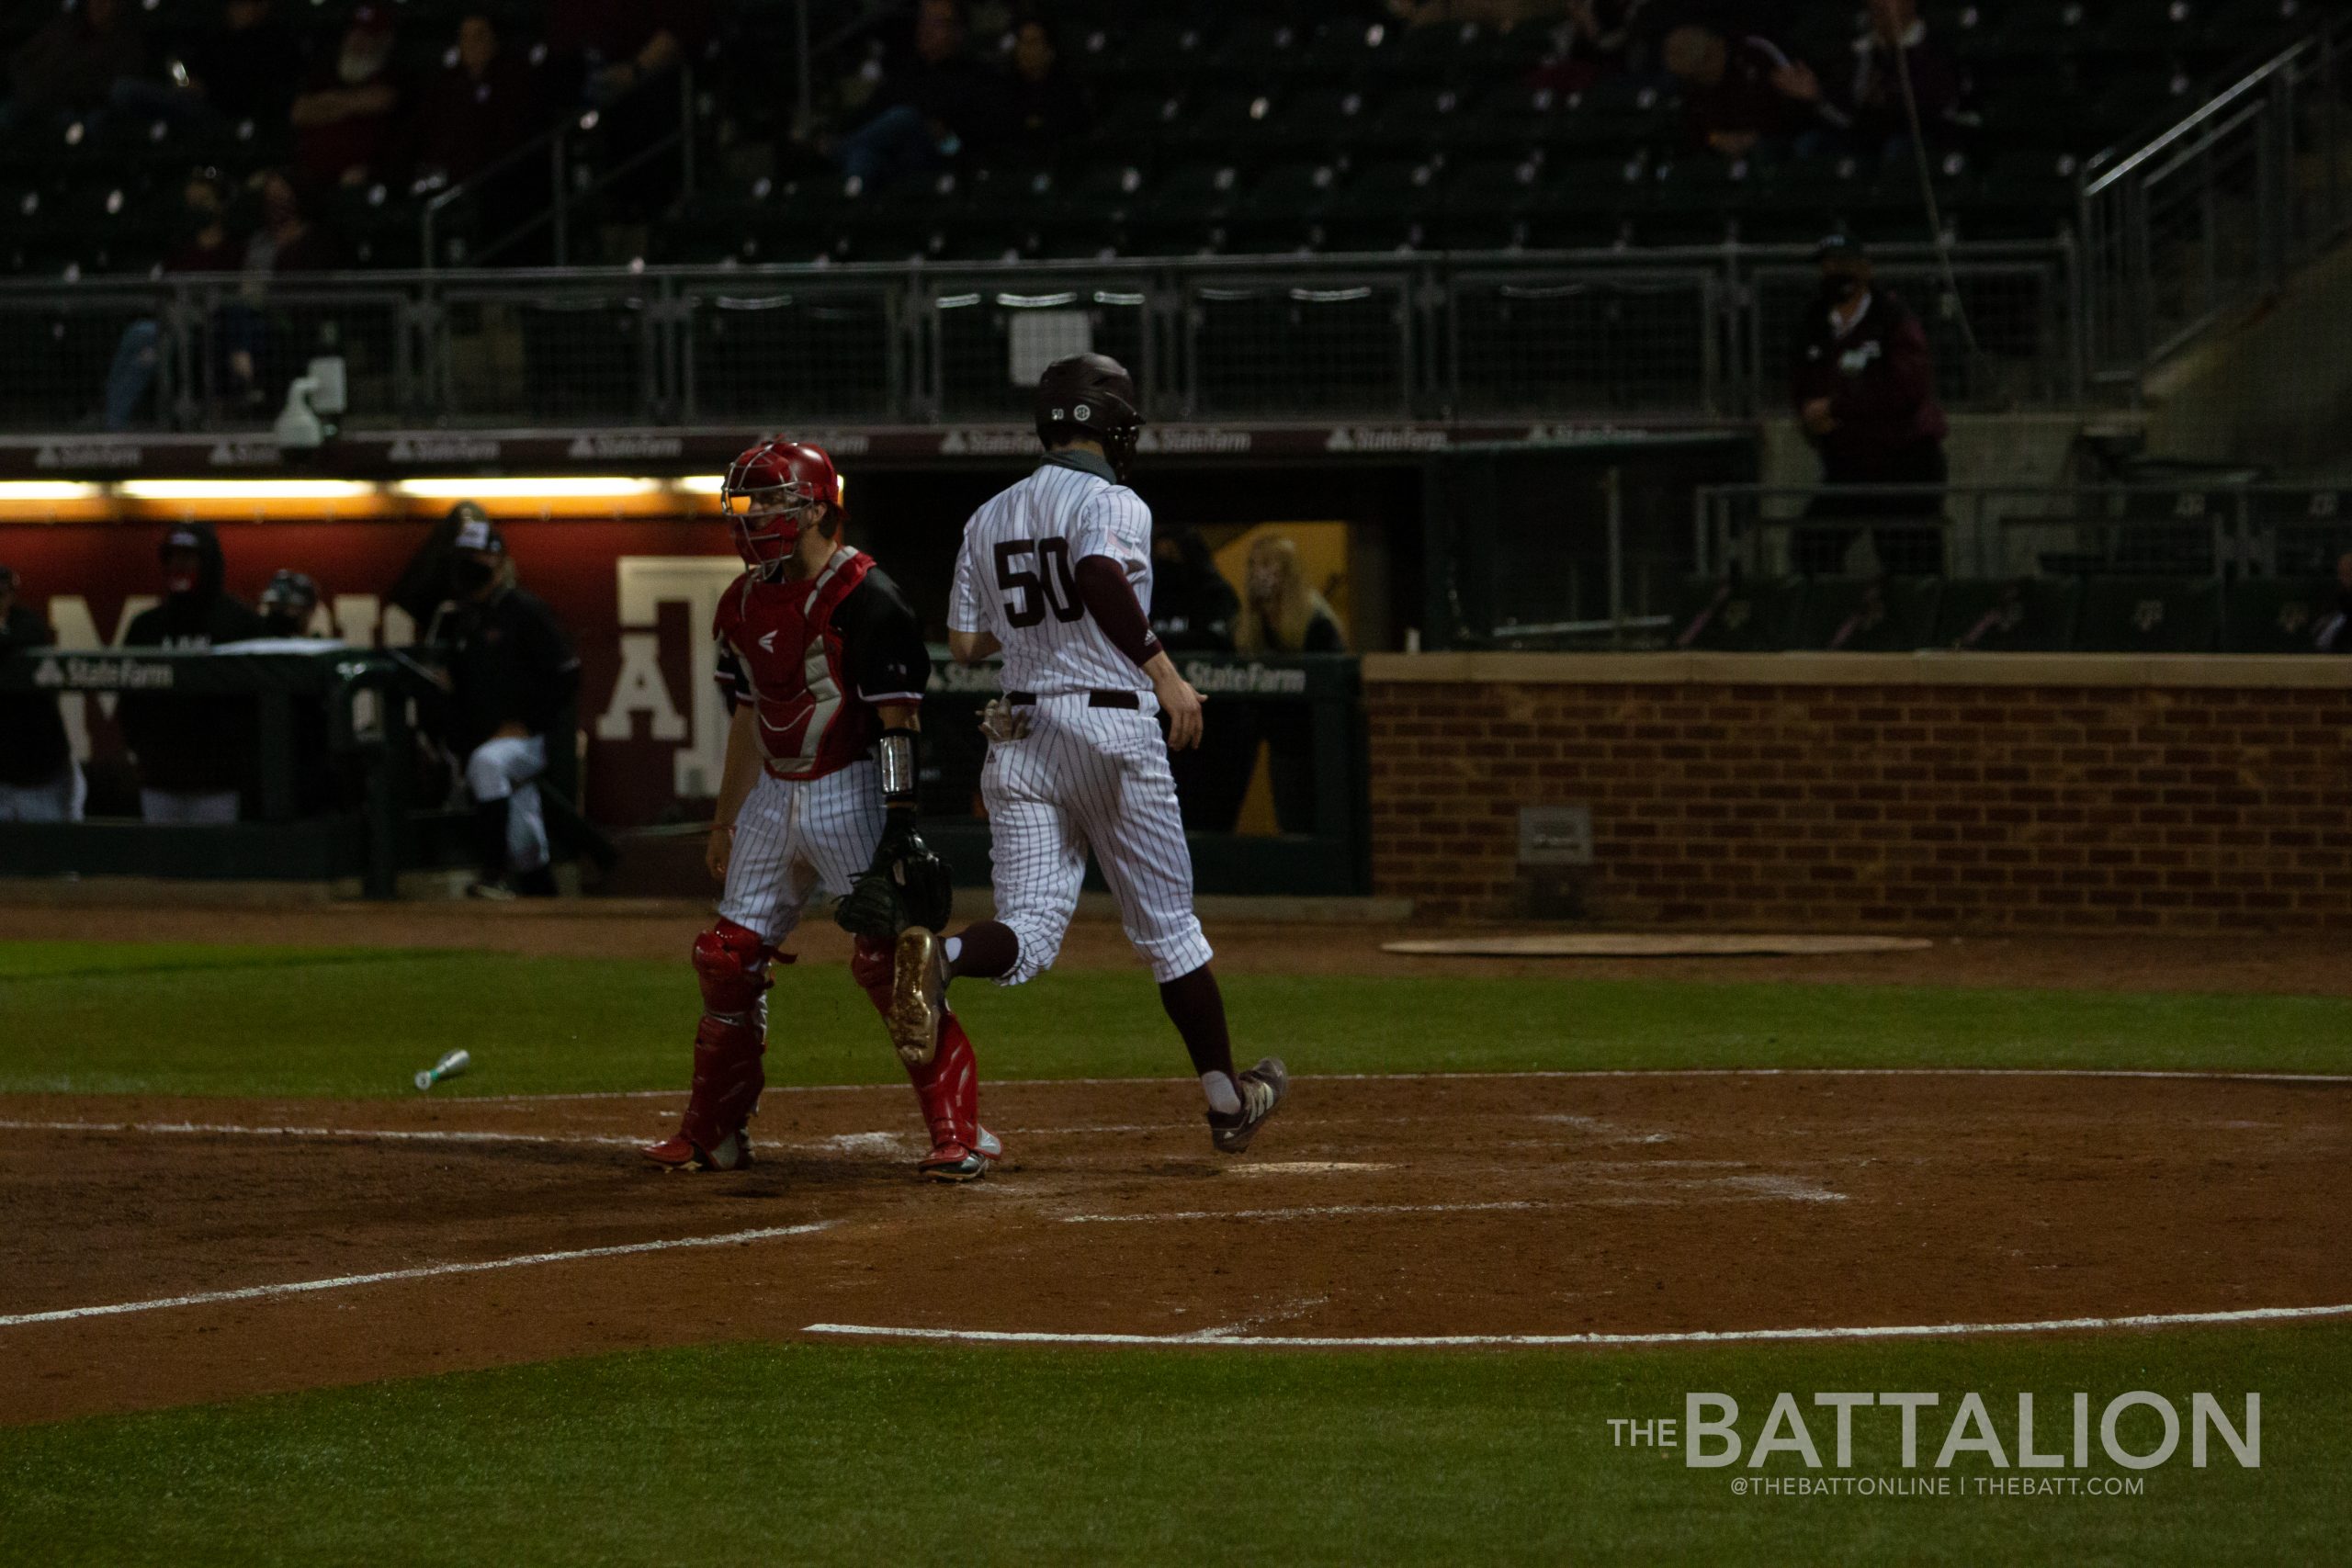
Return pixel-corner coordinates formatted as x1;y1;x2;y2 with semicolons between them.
0;514;752;827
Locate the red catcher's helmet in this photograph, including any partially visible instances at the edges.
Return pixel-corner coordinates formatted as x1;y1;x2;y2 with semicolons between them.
720;439;843;570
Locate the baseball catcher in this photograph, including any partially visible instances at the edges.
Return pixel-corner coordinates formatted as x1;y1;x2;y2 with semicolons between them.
643;438;997;1182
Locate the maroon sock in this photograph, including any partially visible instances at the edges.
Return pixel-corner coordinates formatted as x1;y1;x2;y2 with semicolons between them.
948;919;1020;981
1158;964;1237;1084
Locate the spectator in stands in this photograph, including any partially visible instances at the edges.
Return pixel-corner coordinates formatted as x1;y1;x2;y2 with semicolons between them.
432;514;580;899
257;570;322;637
2;0;144;133
1237;536;1347;834
995;20;1090;164
1788;235;1949;576
200;171;339;414
115;0;303;134
402;14;542;191
1776;0;1973;163
2318;552;2352;653
0;566;83;824
119;523;266;824
102;171;241;431
289;6;404;190
830;0;996;188
1663;23;1826;159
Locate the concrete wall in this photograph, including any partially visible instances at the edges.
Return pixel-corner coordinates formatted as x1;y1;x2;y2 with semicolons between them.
1364;652;2352;930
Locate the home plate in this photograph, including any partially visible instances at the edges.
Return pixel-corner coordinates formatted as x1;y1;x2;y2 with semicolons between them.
1381;933;1935;959
1227;1161;1395;1177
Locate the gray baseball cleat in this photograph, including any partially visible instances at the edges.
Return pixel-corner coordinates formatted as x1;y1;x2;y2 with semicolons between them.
1207;1057;1288;1154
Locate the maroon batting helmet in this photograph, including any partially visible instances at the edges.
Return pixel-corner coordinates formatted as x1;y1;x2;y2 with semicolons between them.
719;439;843;570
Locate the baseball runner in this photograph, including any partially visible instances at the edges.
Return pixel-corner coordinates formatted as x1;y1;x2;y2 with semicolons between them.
643;439;998;1183
885;354;1288;1154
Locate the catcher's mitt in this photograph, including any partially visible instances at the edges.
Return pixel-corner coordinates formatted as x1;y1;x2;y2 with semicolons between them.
835;818;954;939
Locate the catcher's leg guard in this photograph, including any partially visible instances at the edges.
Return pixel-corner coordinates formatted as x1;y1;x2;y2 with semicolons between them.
909;1012;989;1181
643;920;772;1171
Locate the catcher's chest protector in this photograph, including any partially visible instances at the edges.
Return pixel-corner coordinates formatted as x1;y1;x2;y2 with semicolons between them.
718;547;877;780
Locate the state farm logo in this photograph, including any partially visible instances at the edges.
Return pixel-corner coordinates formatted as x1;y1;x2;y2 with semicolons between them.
389;437;502;463
566;434;684;461
35;441;141;469
1138;427;1252;456
1326;426;1447;453
938;428;1036;457
208;440;280;467
39;657;175;691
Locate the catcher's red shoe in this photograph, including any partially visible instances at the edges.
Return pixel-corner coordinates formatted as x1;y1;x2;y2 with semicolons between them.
641;1128;754;1172
917;1139;989;1183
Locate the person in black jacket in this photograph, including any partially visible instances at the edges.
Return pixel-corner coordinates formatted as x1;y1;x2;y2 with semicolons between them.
119;523;266;823
0;566;83;822
1150;527;1255;832
433;514;580;898
1789;235;1951;576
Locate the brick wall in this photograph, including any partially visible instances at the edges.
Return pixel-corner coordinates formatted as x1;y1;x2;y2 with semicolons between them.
1364;653;2352;930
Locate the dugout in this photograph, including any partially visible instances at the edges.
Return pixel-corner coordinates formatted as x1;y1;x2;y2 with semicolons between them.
0;645;596;898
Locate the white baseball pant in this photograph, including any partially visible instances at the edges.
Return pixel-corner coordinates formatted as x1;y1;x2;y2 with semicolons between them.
465;735;548;874
718;761;887;945
982;693;1214;985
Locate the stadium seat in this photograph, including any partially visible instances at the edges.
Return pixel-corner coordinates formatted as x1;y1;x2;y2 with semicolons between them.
2222;578;2344;654
1669;578;1808;653
1798;578;1946;652
1933;578;2084;651
2073;576;2223;653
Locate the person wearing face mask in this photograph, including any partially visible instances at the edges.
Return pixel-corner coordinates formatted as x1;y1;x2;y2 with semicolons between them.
0;566;84;824
431;513;580;899
1788;235;1950;577
257;570;322;637
119;523;266;824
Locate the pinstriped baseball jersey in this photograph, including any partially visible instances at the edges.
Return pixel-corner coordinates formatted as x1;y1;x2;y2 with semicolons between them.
949;453;1153;696
953;451;1213;986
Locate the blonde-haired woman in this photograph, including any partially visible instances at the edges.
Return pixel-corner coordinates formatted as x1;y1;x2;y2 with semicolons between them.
1237;536;1347;657
1236;536;1347;834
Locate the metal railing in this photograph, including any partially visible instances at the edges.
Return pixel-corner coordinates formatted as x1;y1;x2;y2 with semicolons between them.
2080;13;2351;382
0;241;2075;434
1698;483;2352;582
419;66;697;270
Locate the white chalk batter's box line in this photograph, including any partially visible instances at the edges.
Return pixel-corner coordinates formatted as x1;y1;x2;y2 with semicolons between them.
474;1066;2352;1102
803;1302;2352;1350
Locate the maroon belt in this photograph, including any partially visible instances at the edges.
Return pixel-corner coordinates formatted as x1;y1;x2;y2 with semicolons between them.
1004;690;1140;709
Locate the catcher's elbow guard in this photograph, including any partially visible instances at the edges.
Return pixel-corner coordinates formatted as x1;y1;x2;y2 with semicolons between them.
877;727;920;810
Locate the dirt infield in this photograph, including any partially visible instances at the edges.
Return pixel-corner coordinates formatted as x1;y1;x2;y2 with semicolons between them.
4;1071;2346;1427
7;899;2352;994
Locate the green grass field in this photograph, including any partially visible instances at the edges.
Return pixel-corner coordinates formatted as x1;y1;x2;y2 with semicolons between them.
3;940;2346;1564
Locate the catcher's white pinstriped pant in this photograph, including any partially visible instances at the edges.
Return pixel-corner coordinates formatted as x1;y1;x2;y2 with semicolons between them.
718;761;887;944
983;693;1214;985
